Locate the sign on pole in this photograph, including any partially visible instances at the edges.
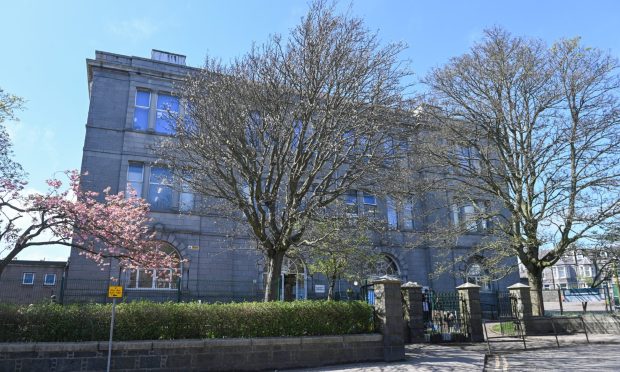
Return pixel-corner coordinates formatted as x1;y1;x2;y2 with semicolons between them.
108;285;123;298
106;285;123;372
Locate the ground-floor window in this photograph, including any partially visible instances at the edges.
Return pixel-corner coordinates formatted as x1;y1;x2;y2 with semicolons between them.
126;243;181;289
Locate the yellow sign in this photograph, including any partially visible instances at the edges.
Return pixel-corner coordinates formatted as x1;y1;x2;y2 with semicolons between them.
108;286;123;298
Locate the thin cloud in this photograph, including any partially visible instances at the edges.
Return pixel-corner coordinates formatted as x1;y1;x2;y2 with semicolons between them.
108;18;157;42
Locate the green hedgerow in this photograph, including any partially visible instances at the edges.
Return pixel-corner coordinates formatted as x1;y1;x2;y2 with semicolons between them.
0;300;374;342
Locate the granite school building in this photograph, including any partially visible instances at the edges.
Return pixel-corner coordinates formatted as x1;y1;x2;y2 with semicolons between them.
62;50;519;303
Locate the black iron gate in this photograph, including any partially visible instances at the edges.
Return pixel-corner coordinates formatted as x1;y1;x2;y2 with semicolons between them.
423;291;470;342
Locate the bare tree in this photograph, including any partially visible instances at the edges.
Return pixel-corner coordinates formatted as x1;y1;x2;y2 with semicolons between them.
296;205;382;300
423;28;620;315
159;1;412;301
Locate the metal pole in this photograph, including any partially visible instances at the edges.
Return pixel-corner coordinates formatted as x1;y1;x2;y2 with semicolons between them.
106;298;117;372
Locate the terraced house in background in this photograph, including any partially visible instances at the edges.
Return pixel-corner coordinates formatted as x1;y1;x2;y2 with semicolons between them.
63;49;519;303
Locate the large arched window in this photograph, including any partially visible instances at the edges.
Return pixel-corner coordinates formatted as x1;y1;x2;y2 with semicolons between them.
373;254;400;277
127;243;181;289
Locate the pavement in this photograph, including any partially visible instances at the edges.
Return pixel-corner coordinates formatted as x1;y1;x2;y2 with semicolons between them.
286;333;620;371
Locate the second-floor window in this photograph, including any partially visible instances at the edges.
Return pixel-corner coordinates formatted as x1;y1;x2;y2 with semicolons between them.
345;190;358;216
132;89;179;135
386;197;398;229
451;201;489;233
557;266;567;279
155;94;179;134
363;193;377;216
402;201;414;230
133;90;151;130
126;163;194;213
579;265;593;278
126;163;144;197
149;167;174;210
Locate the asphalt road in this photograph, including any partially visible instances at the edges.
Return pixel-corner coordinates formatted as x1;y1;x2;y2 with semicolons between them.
485;343;620;371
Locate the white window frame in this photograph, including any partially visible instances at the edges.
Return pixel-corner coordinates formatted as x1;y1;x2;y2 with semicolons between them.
133;89;151;131
155;93;179;135
43;273;57;286
22;272;35;285
126;163;144;198
558;266;567;279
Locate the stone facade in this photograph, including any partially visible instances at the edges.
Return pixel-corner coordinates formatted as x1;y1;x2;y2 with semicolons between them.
65;49;519;301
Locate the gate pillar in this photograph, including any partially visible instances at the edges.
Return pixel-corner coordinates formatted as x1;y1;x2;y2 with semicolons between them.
508;283;535;333
456;282;484;342
373;278;405;361
401;282;425;343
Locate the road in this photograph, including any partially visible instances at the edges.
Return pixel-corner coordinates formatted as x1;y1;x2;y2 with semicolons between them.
485;343;620;371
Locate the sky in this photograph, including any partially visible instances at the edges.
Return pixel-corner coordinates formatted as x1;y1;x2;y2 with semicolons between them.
1;0;619;261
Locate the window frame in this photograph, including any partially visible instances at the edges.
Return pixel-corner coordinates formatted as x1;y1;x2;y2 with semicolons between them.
133;89;151;131
43;273;57;286
126;244;181;290
155;93;180;135
22;272;35;285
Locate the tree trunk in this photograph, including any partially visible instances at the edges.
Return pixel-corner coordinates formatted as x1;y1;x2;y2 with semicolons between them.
263;250;286;302
327;274;337;301
527;270;545;316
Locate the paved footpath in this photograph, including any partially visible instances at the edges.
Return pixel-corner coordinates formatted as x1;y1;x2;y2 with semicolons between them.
286;334;619;371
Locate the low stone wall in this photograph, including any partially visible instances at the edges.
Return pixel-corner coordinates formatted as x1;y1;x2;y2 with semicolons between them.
523;314;620;336
0;334;383;371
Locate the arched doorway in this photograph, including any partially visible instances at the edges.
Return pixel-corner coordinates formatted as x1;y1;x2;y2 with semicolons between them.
281;256;307;301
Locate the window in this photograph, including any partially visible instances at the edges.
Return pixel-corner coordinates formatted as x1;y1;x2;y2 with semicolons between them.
557;266;567;279
386;197;398;229
149;167;173;210
363;193;377;216
402;201;414;230
179;180;194;213
22;272;35;285
451;201;489;233
44;273;56;286
466;263;491;291
133;90;151;131
292;119;303;150
126;163;144;198
128;244;181;289
374;255;400;277
580;265;593;278
456;146;480;172
155;94;179;134
345;190;358;216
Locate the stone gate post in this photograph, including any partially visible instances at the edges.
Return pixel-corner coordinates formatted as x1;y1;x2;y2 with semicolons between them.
507;283;533;319
456;283;484;342
401;281;425;343
508;283;534;333
373;278;405;362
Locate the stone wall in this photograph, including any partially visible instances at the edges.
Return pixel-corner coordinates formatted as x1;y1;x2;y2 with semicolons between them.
523;314;620;336
0;334;383;372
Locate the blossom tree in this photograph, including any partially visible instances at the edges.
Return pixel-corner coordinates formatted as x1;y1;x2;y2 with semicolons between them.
0;170;180;279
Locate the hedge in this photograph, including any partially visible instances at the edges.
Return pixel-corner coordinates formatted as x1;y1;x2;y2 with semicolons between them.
0;300;374;342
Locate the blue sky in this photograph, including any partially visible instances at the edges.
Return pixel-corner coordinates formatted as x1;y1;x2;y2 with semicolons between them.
1;0;619;261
